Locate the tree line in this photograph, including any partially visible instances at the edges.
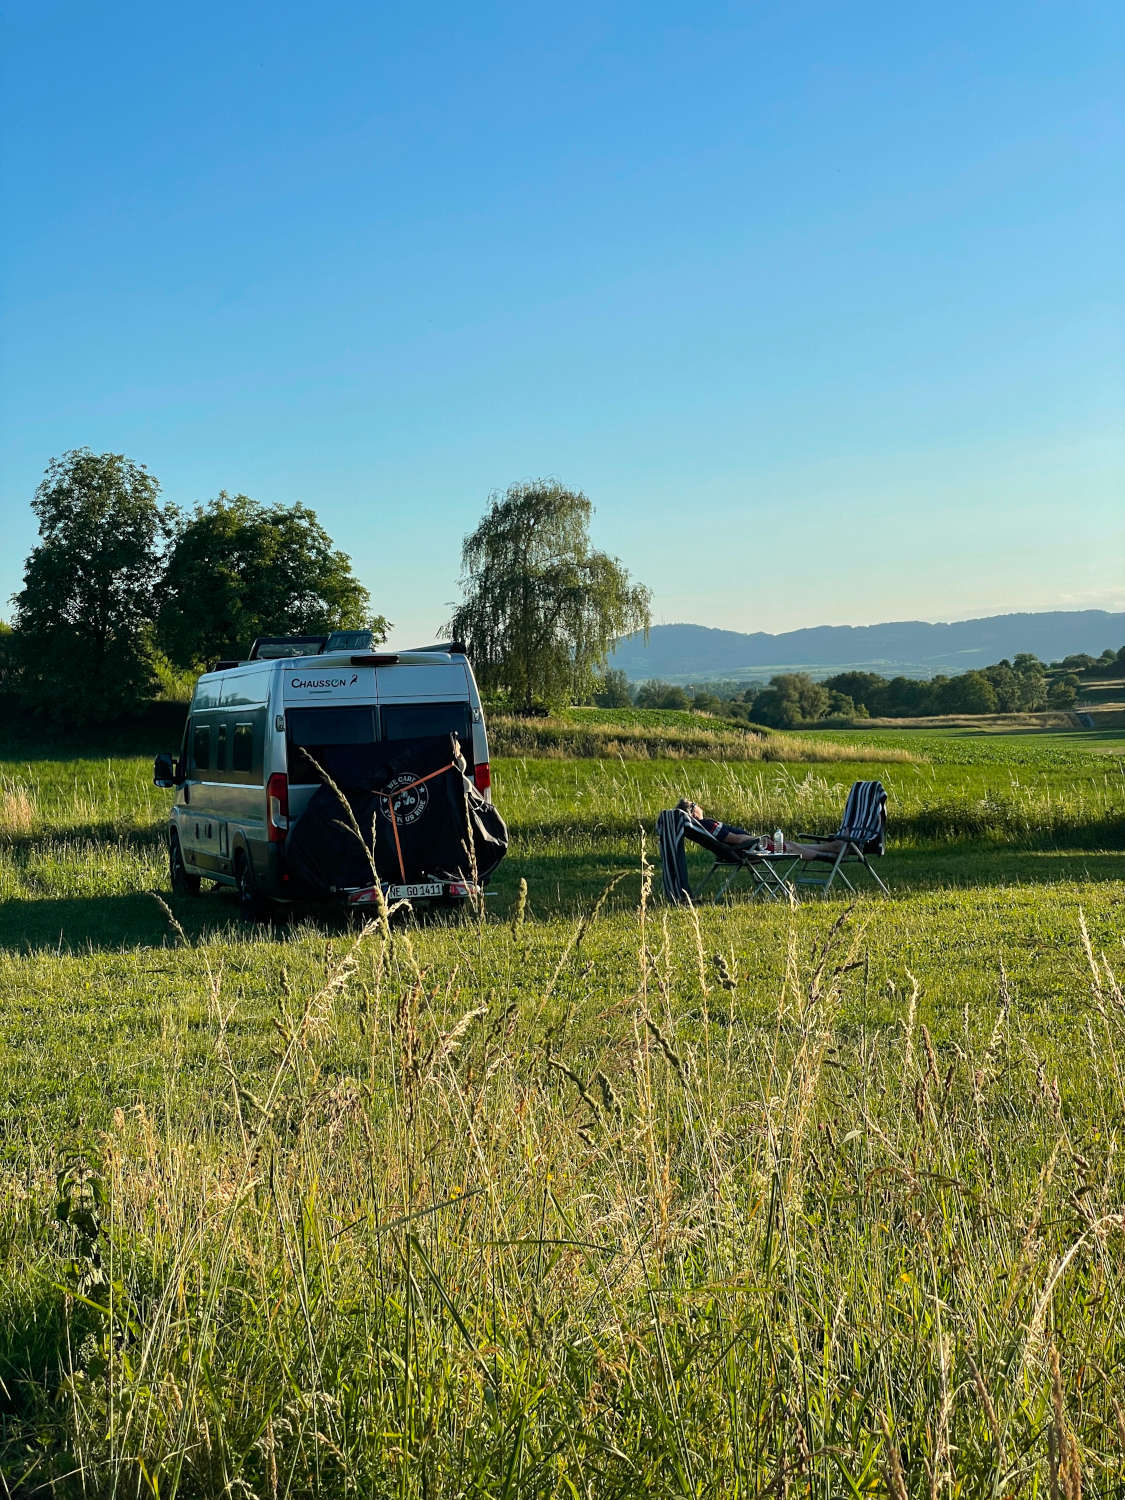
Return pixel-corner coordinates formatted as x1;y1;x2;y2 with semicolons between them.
8;446;1109;733
611;647;1124;726
1;452;649;724
0;450;380;724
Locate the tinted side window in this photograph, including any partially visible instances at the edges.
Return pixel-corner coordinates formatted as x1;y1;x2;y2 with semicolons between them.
192;723;211;771
232;722;254;773
216;723;228;771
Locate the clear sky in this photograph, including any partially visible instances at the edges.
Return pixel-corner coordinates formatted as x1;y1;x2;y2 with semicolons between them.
2;0;1122;646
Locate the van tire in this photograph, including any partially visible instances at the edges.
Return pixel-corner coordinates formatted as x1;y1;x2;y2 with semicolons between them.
235;851;267;923
169;832;201;896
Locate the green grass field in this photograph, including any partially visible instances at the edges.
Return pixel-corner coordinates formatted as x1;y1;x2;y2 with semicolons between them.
1;713;1123;1497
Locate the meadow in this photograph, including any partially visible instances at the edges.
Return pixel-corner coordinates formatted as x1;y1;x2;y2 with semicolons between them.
0;711;1123;1497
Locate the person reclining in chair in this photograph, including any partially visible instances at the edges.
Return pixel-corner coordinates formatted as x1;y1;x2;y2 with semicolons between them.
676;799;761;849
676;799;845;858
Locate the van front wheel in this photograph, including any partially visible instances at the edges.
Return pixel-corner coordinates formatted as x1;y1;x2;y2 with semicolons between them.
169;832;201;897
235;851;268;923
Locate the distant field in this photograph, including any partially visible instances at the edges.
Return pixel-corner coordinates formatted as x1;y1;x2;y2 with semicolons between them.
843;711;1075;731
1;717;1123;1495
1077;675;1125;706
489;706;918;763
811;722;1125;764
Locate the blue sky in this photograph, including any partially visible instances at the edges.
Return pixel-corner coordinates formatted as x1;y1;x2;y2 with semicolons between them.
2;0;1122;646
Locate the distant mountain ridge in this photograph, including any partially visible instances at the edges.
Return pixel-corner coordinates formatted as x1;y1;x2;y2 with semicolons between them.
609;610;1125;682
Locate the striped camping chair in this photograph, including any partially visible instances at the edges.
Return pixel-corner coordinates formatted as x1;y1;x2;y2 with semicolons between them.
792;780;889;895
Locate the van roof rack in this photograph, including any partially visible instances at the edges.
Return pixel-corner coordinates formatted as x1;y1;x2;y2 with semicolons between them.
245;630;385;660
247;635;330;660
409;641;467;655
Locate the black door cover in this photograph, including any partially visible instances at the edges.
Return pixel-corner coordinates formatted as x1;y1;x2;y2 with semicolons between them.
284;733;508;893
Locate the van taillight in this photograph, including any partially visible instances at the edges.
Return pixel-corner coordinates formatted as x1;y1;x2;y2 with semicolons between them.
473;762;490;794
267;773;289;841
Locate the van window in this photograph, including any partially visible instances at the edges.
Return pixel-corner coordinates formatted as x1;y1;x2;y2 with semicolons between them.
232;722;255;773
286;706;379;785
216;723;228;770
221;669;271;707
381;702;472;753
192;723;211;771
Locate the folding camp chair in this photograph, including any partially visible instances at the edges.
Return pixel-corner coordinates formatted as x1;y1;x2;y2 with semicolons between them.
656;807;797;905
790;780;889;895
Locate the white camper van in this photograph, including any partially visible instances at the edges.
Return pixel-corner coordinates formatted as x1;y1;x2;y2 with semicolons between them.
153;633;493;917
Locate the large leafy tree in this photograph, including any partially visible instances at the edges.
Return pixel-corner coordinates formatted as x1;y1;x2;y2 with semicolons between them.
749;672;831;727
446;481;651;712
13;450;174;722
157;494;383;667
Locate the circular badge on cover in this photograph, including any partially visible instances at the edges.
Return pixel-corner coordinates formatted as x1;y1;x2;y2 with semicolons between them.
380;774;429;826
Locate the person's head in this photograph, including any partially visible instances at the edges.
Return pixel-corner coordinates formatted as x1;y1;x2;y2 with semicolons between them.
677;797;704;820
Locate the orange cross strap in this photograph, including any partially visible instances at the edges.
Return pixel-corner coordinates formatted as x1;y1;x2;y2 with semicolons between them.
380;760;457;882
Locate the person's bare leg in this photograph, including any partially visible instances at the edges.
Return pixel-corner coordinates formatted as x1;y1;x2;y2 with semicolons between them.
783;838;844;858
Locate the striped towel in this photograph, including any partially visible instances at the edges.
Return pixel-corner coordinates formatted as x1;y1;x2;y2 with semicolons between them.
656;808;691;904
836;781;887;854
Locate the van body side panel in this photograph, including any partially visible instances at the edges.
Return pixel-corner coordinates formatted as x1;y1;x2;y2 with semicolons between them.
173;666;273;888
173;674;223;878
219;669;273;888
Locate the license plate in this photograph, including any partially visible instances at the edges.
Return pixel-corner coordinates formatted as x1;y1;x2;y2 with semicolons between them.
388;882;443;900
347;881;448;905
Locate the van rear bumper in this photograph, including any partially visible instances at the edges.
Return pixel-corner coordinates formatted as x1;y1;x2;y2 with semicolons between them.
345;879;480;906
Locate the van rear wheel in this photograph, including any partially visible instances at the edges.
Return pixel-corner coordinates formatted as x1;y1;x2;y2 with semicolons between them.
235;851;268;923
169;832;201;896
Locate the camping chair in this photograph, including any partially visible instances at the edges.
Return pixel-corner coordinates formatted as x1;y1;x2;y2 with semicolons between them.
656;807;797;905
790;780;889;895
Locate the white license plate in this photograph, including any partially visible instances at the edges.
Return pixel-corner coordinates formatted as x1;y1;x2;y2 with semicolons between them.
386;882;444;900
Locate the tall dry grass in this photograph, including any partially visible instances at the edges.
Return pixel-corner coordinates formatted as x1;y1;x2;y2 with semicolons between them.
2;886;1123;1496
0;776;37;839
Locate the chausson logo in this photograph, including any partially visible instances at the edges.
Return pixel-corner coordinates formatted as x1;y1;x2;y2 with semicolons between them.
380;773;429;827
290;673;359;689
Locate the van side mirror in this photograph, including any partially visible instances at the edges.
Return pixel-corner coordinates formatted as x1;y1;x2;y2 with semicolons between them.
153;752;179;788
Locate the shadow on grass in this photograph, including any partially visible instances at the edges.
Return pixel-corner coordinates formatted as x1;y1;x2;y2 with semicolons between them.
0;888;247;954
1;843;1122;954
0;825;164;859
